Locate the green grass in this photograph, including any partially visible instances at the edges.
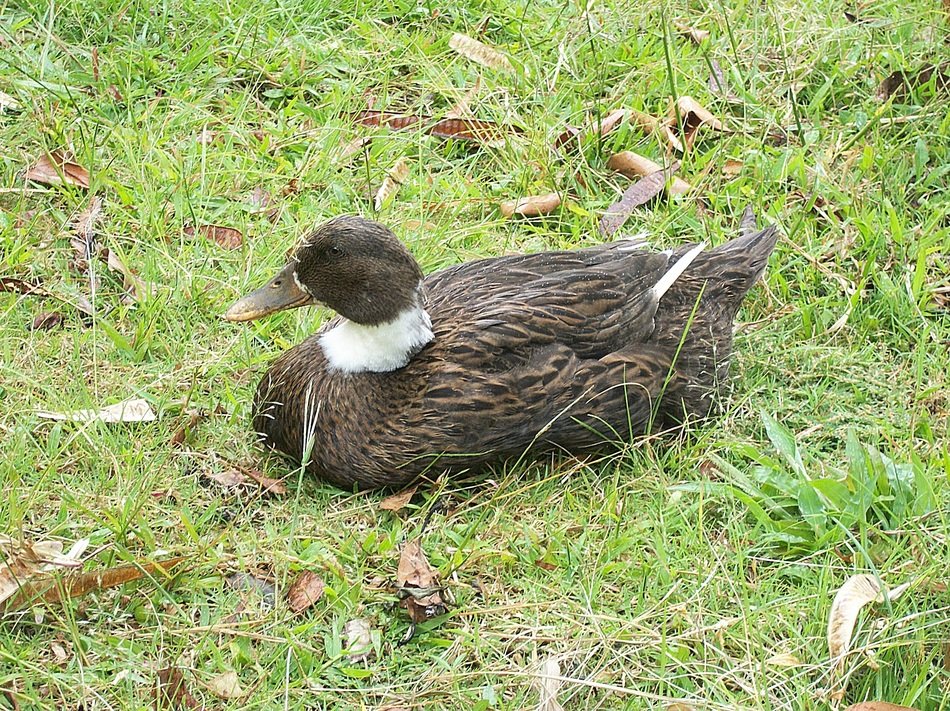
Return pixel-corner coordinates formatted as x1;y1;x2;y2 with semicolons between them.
2;0;949;708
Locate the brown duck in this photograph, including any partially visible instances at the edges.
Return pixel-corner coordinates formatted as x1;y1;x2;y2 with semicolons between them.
225;216;778;490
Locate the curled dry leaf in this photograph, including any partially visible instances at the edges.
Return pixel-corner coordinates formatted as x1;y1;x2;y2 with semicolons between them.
669;96;725;149
599;162;679;236
500;192;561;218
184;224;243;250
765;652;803;667
239;465;288;495
169;411;203;448
628;110;684;153
0;536;87;607
206;469;250;488
674;21;710;44
448;32;513;71
375;157;411;210
354;110;518;147
537;657;563;711
843;704;922;711
286;570;325;613
335;135;373;165
343;618;374;663
607;152;691;194
396;539;446;624
31;311;63;331
37;397;156;423
24;150;90;189
107;249;153;302
379;484;418;512
1;278;44;296
828;574;885;665
155;667;199;710
207;671;244;700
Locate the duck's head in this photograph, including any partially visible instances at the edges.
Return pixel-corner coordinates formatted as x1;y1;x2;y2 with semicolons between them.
225;216;434;373
224;215;425;325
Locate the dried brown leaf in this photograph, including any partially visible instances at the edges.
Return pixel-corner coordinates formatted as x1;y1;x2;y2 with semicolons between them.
24;150;90;189
353;110;422;131
628;110;685;152
500;192;561;218
247;186;272;211
169;411;203;448
449;32;512;71
353;110;518;147
335;135;373;165
0;536;87;607
828;574;885;664
537;657;563;711
599;161;680;237
765;652;803;667
670;96;725;149
286;571;325;613
36;397;156;423
343;618;374;663
3;555;187;610
396;539;446;624
31;311;63;331
379;484;418;512
674;21;710;44
155;667;198;710
207;671;244;700
607;152;691;194
184;224;243;250
206;469;250;488
107;249;153;302
0;278;44;296
722;159;743;176
876;62;949;101
226;572;276;607
843;704;921;711
238;465;287;495
534;559;558;571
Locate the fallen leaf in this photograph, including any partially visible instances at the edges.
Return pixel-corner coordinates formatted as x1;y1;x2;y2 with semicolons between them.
448;32;513;71
354;110;518;147
354;110;422;131
669;96;725;149
765;652;803;667
206;469;250;488
207;671;244;700
0;90;20;112
286;571;325;613
169;411;203;448
379;484;418;512
446;77;482;119
184;224;243;250
665;704;697;711
537;657;563;711
0;278;43;296
155;667;198;710
2;554;187;610
24;150;90;189
534;559;558;571
239;466;287;495
107;249;153;302
553;124;583;151
843;704;921;711
828;574;885;664
722;159;743;176
375;157;411;210
247;186;271;211
500;192;561;218
343;618;374;663
876;62;949;101
396;539;446;624
674;21;710;44
600;161;680;236
31;311;63;331
36;397;156;423
335;135;373;164
607;152;691;194
0;536;87;607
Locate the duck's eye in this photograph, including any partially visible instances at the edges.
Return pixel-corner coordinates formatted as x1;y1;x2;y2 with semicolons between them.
329;245;343;257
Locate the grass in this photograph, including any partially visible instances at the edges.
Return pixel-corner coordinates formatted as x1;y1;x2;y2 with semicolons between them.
1;0;949;708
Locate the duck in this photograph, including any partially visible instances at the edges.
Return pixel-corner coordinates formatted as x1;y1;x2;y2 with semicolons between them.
225;215;779;491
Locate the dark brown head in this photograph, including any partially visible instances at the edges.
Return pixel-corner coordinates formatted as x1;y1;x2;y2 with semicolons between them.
225;216;425;325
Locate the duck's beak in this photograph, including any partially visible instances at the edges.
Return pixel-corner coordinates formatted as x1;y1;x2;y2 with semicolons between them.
224;263;314;322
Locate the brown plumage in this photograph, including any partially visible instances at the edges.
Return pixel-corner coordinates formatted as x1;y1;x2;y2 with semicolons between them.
225;216;779;490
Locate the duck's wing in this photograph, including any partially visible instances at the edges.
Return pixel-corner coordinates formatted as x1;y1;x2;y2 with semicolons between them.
424;242;693;362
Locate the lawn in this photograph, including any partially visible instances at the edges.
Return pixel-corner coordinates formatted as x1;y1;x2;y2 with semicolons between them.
1;0;949;708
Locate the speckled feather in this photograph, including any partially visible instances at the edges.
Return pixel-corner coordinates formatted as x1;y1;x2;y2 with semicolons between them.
252;225;779;490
